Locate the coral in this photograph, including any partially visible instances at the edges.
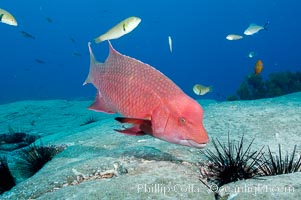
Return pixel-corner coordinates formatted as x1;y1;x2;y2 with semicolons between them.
258;144;301;176
237;74;266;100
16;143;66;178
199;135;263;187
229;71;301;100
265;71;301;98
0;156;16;194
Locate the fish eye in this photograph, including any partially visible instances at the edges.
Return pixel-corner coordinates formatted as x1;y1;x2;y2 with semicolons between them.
179;117;186;124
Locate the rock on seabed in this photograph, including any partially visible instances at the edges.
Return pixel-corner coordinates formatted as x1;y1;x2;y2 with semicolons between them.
0;93;300;199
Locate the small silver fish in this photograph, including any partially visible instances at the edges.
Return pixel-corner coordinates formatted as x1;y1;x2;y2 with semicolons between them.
168;35;172;53
248;51;256;58
244;22;268;35
226;34;243;41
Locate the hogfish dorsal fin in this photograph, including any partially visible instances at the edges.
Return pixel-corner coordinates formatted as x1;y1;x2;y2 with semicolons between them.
107;40;120;56
88;42;96;64
83;42;102;85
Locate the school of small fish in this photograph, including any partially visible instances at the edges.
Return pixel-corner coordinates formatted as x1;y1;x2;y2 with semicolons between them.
0;2;276;150
225;22;268;77
226;22;269;41
0;6;88;65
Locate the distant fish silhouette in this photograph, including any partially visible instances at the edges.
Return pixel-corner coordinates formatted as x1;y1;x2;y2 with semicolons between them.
72;51;82;57
20;31;35;39
70;37;76;44
45;17;53;23
35;59;46;64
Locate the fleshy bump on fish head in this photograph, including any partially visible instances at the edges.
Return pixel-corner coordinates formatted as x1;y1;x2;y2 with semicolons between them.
152;96;209;148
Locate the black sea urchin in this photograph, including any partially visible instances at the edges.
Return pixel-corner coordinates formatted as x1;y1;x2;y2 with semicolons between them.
0;132;38;152
16;143;65;178
80;115;98;126
199;135;263;187
258;144;301;176
0;156;16;194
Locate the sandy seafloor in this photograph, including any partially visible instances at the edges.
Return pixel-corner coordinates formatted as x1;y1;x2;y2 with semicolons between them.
0;92;300;200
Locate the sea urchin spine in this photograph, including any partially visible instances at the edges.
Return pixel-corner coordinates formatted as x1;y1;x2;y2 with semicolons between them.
0;156;16;194
16;143;65;178
199;135;264;187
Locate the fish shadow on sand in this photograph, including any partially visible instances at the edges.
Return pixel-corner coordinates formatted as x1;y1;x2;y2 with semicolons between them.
56;145;181;163
116;146;181;162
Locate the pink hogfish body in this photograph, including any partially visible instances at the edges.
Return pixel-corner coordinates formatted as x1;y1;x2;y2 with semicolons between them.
84;41;209;148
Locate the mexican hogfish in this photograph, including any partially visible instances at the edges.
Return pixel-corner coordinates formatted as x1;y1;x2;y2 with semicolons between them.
84;41;209;148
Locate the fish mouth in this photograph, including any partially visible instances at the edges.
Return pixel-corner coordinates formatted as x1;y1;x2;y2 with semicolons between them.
187;140;207;148
178;140;207;148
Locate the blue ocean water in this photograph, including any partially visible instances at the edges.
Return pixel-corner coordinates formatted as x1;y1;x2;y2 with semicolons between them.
0;0;300;104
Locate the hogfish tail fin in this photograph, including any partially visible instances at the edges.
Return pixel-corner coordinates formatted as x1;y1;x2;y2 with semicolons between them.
83;42;103;85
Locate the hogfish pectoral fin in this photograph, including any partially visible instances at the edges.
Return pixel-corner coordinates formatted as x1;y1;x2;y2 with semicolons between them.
114;126;146;136
114;117;153;136
88;91;116;114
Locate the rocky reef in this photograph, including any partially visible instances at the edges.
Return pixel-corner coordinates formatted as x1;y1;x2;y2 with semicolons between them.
0;94;300;199
228;71;301;100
